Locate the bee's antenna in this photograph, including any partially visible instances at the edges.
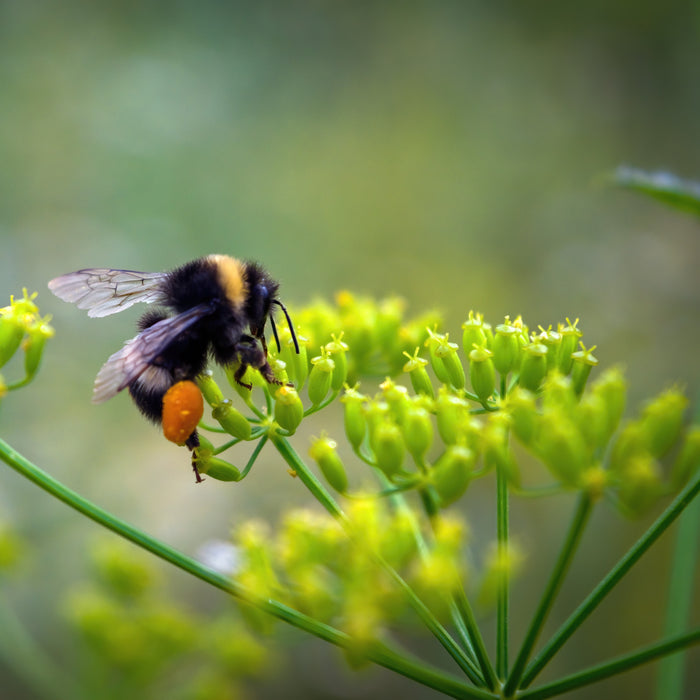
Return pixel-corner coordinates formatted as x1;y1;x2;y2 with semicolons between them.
272;300;300;354
269;313;281;353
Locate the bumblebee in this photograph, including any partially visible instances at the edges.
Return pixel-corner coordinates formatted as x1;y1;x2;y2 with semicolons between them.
49;254;298;480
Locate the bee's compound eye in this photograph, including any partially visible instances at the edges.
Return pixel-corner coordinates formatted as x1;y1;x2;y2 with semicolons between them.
162;381;204;445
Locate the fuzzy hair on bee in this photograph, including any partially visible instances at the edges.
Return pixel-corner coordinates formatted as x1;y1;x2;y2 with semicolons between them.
48;254;299;482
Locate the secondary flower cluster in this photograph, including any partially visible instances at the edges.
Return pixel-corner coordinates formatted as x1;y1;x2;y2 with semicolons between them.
0;289;54;399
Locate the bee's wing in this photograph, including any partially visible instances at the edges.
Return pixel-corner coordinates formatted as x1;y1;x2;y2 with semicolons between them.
92;303;214;404
48;268;169;318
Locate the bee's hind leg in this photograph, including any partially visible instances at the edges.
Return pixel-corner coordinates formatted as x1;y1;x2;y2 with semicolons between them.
185;431;204;483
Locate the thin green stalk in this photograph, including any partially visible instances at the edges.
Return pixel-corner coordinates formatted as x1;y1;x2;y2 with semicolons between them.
0;437;494;700
496;447;509;680
453;586;499;691
521;473;700;688
518;628;700;700
378;467;495;690
655;495;700;700
503;493;593;696
269;433;486;684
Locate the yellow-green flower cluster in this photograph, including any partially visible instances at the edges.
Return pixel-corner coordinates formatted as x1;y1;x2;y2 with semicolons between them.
231;501;469;642
0;290;54;395
63;539;270;696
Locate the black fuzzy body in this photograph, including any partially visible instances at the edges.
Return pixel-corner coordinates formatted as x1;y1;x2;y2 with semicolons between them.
127;256;281;426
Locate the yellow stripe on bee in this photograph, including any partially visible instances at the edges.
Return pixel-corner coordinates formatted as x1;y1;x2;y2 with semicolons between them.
208;254;246;308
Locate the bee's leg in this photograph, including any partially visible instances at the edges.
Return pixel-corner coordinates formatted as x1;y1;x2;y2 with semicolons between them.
236;336;284;387
185;431;204;484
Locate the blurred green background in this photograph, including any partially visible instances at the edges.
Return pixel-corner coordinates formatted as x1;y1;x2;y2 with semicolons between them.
1;2;698;699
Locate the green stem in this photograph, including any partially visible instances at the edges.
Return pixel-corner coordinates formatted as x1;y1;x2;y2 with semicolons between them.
453;586;499;691
518;628;700;700
503;493;593;696
0;437;494;700
269;433;486;684
521;473;700;688
496;444;509;680
239;434;269;479
655;494;700;700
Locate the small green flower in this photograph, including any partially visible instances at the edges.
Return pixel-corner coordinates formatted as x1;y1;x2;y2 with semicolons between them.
424;328;451;384
639;387;688;459
462;311;487;357
435;388;469;445
518;342;548;393
197;370;225;407
505;387;538;446
535;412;588;487
341;385;368;449
431;445;475;506
557;318;582;375
325;333;349;391
402;347;434;399
308;349;335;406
401;404;434;461
369;420;405;478
434;334;466;390
571;343;598;396
274;385;304;434
671;427;700;489
212;400;252;440
279;328;309;389
468;345;496;402
492;317;521;376
309;434;348;494
535;326;562;371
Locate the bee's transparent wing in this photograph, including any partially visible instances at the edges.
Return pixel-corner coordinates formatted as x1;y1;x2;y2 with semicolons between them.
92;303;214;404
48;268;168;318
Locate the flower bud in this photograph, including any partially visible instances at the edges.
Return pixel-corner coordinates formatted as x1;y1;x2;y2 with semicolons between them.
518;343;548;393
162;381;204;445
639;388;688;459
432;445;475;507
571;343;598;396
212;400;252;440
435;337;466;390
535;327;562;371
22;317;54;378
615;454;662;517
557;318;581;375
197;456;243;482
462;311;487;358
197;369;225;407
378;377;409;425
435;388;468;445
402;348;434;399
369;420;405;478
589;367;626;443
574;393;609;452
274;385;304;434
505;387;538;446
309;435;348;493
341;386;367;449
401;405;433;460
469;345;496;402
279;331;309;389
535;412;587;487
308;351;334;406
492;319;520;376
424;329;451;384
0;316;24;368
670;427;700;490
325;335;349;391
